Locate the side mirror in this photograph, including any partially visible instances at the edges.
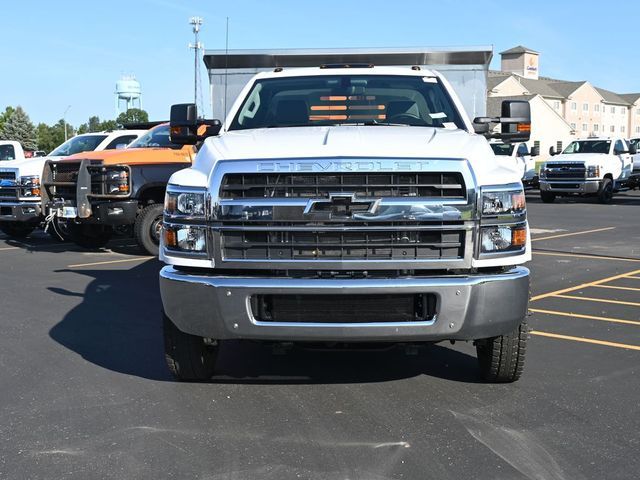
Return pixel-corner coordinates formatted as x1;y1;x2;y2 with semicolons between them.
629;144;637;155
530;146;540;157
170;104;199;145
473;100;531;143
549;146;556;156
473;123;490;135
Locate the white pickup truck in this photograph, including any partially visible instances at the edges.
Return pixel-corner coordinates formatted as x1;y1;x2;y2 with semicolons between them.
539;137;636;203
630;137;640;186
0;130;144;238
490;140;539;188
159;64;533;383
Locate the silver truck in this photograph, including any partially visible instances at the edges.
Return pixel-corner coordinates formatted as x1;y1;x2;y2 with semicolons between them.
159;48;532;383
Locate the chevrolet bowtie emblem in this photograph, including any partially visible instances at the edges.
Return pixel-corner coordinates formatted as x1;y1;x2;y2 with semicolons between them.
303;192;380;219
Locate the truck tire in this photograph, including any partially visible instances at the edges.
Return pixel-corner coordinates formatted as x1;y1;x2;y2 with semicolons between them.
68;223;113;249
476;321;528;383
540;191;555;203
163;312;219;381
134;203;164;256
47;217;71;242
598;178;613;204
0;222;35;239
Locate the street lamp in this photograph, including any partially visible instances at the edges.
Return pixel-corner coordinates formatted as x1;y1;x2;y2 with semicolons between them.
63;105;71;141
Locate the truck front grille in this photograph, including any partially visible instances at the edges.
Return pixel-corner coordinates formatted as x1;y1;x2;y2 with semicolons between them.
221;224;465;261
49;161;81;198
220;172;466;199
545;163;586;180
0;172;17;201
0;172;16;181
252;293;437;323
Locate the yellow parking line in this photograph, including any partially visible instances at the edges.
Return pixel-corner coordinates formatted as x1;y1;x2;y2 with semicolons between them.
530;268;640;301
531;227;615;242
554;294;640;308
530;308;640;326
532;251;640;263
627;276;640;280
531;330;640;351
592;285;640;292
67;257;152;268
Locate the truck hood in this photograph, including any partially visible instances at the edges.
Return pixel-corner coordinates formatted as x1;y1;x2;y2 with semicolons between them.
61;147;193;166
182;126;520;187
546;153;607;166
0;157;50;178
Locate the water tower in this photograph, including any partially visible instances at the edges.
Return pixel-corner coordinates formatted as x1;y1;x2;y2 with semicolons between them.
115;75;142;115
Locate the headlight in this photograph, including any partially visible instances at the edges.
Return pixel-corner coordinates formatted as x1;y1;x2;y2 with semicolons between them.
481;224;527;254
163;225;207;253
165;191;206;217
481;188;526;217
105;168;129;195
19;175;40;197
587;165;600;178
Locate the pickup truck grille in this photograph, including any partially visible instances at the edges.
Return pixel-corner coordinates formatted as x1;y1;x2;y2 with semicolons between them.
0;172;17;201
220;172;466;199
221;223;465;261
545;163;586;180
0;172;16;181
49;161;81;198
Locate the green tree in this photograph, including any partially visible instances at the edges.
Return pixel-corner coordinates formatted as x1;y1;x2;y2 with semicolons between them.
36;120;76;154
116;108;149;127
78;116;119;134
0;106;38;150
0;106;16;133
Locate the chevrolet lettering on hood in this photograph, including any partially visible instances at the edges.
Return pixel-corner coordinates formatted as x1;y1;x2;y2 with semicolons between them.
257;159;436;172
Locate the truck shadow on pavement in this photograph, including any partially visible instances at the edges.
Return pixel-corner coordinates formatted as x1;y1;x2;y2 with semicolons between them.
48;259;484;384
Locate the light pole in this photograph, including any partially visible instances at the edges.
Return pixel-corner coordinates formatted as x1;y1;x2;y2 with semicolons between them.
189;17;203;111
63;105;71;141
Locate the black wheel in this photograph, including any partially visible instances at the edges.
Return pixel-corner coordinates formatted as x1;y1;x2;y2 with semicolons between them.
47;217;71;242
163;312;219;381
0;221;35;238
598;177;613;204
540;191;556;203
134;203;164;256
476;321;528;383
68;223;113;249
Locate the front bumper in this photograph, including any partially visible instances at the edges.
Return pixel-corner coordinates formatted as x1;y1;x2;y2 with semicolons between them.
160;266;530;342
46;199;138;226
0;202;42;223
539;179;600;194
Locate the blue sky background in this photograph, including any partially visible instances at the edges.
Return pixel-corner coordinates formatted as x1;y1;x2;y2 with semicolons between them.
2;0;638;126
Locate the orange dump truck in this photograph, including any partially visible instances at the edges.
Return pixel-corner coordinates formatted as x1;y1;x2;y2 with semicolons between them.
41;123;197;255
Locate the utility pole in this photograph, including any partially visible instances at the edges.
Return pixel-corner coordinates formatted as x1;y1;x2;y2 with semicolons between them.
189;17;203;113
63;105;71;141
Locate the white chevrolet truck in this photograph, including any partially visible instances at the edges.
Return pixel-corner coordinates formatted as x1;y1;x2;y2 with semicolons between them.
0;130;144;238
539;137;636;203
489;140;539;188
159;60;533;383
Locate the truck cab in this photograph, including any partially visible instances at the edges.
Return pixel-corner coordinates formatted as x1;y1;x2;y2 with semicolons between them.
159;63;533;383
0;130;144;238
539;137;635;203
489;140;538;187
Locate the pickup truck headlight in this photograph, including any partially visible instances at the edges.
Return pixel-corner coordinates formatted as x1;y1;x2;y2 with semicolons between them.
481;225;527;254
163;225;207;253
586;165;600;178
481;188;526;217
165;191;206;217
104;168;129;195
19;175;40;197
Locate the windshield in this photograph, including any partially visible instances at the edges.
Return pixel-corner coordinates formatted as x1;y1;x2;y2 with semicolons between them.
128;124;182;149
50;135;107;157
563;140;611;155
630;138;640;149
0;144;16;161
228;74;466;130
490;143;514;156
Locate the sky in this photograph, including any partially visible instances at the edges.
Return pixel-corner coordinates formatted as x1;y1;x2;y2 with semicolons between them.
2;0;639;127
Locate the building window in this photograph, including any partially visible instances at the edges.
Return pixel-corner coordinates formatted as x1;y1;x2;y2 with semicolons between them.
636;108;640;115
621;126;626;133
594;104;600;113
553;101;560;110
571;102;577;111
570;123;576;130
636;126;640;133
582;123;588;132
611;106;616;114
620;108;626;115
593;124;599;131
583;103;589;112
610;125;615;133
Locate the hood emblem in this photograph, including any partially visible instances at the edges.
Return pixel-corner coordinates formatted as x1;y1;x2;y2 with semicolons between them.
303;192;380;219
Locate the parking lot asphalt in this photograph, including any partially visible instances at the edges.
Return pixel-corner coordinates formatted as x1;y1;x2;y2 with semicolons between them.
0;190;639;479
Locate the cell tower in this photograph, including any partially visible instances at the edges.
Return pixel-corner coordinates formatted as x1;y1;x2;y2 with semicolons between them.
189;16;204;114
115;75;142;115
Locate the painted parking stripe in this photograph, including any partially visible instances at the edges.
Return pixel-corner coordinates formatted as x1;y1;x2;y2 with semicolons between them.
532;251;640;263
626;276;640;280
530;308;640;327
531;226;615;242
530;268;640;302
592;284;640;293
531;330;640;351
0;246;19;251
67;257;152;268
554;294;640;308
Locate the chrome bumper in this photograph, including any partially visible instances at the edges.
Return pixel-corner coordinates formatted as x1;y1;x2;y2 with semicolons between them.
539;179;600;194
160;266;530;342
0;201;42;222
